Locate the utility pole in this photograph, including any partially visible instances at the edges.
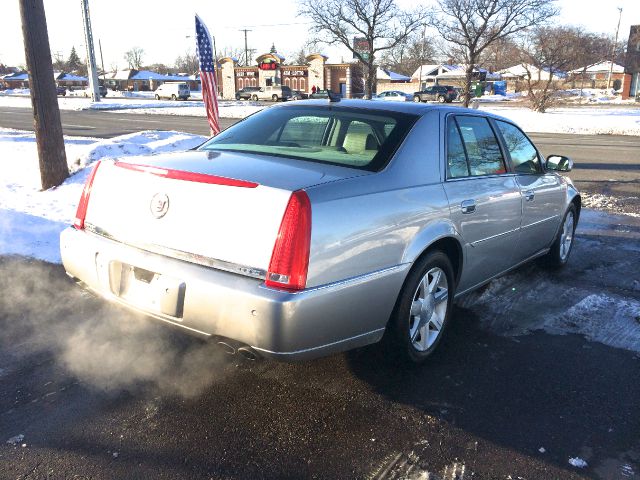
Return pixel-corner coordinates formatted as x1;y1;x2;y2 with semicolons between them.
19;0;68;190
99;39;106;81
606;7;623;90
239;29;251;66
80;0;100;102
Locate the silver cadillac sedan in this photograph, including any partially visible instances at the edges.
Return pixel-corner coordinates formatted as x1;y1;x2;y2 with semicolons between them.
60;100;579;364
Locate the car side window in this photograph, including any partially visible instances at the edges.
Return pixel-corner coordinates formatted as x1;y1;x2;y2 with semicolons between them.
495;120;542;174
446;119;469;178
455;116;506;176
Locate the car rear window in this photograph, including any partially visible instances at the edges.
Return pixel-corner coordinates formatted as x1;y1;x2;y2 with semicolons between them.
199;106;418;171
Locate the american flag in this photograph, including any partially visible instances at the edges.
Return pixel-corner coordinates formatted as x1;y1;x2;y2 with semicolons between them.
195;15;220;136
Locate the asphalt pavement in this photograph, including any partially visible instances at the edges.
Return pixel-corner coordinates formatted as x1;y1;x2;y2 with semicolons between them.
1;212;639;479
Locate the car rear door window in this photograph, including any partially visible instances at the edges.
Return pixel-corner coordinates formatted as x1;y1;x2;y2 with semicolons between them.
446;119;469;178
455;116;506;176
495;120;542;174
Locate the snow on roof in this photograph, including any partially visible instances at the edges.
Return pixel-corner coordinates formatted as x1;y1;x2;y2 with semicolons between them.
499;63;564;80
58;73;87;81
377;68;411;81
3;72;28;81
568;61;624;74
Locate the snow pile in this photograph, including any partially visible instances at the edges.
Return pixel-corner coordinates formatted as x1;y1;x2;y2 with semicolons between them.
0;128;206;262
569;457;588;468
581;192;640;217
0;88;30;96
544;294;640;353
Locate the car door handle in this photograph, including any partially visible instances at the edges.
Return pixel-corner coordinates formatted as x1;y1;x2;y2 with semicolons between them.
461;199;476;214
525;190;535;202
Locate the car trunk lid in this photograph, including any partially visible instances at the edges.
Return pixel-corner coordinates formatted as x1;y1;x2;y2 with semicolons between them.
83;150;368;274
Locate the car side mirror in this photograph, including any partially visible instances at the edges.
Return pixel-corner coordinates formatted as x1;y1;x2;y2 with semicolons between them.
546;155;573;172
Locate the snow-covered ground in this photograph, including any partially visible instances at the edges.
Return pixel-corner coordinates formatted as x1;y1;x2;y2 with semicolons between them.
0;93;260;119
0;128;206;262
481;105;640;136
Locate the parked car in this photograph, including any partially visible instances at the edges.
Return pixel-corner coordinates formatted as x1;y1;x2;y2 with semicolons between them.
235;86;261;100
56;86;66;96
83;85;108;98
154;82;190;101
413;85;457;103
308;89;331;99
372;90;412;102
249;85;293;102
290;90;308;100
60;100;579;365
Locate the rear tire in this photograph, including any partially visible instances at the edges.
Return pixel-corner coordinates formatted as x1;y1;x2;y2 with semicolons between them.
272;94;278;102
155;94;160;100
171;94;177;101
547;204;577;268
385;251;455;365
252;94;258;101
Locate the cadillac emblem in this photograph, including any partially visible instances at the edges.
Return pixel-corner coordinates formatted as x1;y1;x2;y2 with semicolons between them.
150;193;170;218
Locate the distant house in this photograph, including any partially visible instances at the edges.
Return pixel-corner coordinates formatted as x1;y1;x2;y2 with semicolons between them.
498;64;565;92
376;67;412;93
567;61;625;89
1;72;29;89
411;64;494;89
1;71;88;90
106;69;200;92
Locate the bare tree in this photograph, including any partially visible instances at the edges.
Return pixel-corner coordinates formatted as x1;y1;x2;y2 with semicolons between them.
298;0;429;98
174;51;199;73
379;32;438;76
520;27;575;112
478;37;523;72
124;47;144;70
433;0;558;107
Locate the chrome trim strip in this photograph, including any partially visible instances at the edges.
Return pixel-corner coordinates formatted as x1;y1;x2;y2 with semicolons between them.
260;264;410;295
470;227;520;247
521;215;559;230
84;224;267;280
252;328;386;356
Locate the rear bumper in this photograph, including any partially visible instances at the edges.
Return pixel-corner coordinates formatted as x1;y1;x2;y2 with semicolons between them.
60;228;408;361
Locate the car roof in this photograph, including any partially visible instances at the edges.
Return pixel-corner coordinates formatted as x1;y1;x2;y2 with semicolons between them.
272;99;512;122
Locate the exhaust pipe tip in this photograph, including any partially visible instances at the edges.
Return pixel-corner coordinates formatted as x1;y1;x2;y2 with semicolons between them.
237;346;259;361
217;341;236;355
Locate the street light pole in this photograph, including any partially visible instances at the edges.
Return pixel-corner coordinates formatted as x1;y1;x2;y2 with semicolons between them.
606;7;623;90
80;0;100;102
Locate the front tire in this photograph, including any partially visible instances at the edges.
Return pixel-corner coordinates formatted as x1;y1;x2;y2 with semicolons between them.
171;94;177;101
413;95;421;103
547;204;577;267
386;251;455;364
272;94;278;102
437;95;446;103
251;94;258;101
155;94;160;100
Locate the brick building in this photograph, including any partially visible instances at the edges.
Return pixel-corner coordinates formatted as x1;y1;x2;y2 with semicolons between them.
219;52;363;100
625;25;640;100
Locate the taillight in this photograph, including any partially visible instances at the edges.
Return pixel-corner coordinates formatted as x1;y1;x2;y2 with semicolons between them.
73;161;101;230
265;190;312;291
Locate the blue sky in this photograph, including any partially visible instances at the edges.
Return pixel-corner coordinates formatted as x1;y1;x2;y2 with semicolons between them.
1;0;638;69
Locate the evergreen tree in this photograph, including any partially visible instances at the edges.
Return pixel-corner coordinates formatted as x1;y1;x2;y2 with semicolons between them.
67;46;81;72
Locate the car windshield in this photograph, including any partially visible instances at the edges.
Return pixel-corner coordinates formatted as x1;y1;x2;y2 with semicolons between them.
199;105;418;171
